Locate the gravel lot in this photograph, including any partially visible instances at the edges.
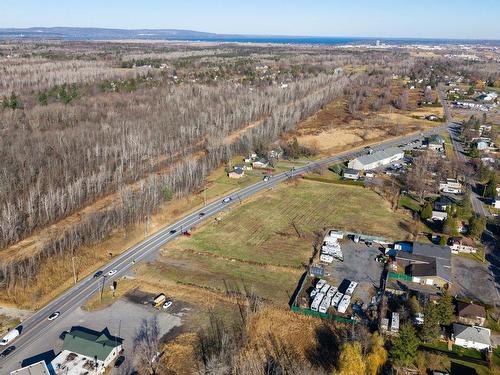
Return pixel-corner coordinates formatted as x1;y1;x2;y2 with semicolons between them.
325;241;385;306
451;255;499;306
1;299;183;375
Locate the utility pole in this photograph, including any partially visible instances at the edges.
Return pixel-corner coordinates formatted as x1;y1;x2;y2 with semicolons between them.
71;256;77;284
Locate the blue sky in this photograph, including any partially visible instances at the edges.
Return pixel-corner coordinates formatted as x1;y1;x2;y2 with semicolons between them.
1;0;499;39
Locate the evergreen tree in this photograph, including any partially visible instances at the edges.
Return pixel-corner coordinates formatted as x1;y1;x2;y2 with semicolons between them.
37;91;48;106
419;304;440;343
469;215;486;240
420;202;433;220
391;323;420;367
485;174;498;199
436;290;454;325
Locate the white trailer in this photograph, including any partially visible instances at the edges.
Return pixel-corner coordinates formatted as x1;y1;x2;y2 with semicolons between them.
319;296;332;313
320;284;330;295
328;230;344;239
331;292;343;308
311;293;325;311
315;279;326;290
345;281;358;295
320;254;334;263
391;312;400;332
326;286;337;298
337;294;351;313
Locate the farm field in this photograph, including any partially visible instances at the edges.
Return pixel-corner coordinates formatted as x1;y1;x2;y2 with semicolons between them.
156;179;413;304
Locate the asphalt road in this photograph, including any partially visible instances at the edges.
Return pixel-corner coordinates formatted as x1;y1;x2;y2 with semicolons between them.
0;124;448;370
438;87;491;218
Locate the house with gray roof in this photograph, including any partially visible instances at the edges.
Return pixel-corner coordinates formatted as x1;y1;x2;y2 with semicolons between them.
453;323;491;351
347;147;404;171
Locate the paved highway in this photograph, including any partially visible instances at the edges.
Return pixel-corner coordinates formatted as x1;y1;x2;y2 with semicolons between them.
0;124;448;370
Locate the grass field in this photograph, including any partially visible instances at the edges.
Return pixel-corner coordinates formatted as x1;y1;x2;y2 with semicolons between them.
153;180;413;304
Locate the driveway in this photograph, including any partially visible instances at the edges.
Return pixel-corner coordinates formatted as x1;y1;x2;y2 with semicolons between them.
1;300;182;374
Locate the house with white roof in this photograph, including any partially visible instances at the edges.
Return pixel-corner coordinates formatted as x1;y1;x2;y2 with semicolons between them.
453;324;491;351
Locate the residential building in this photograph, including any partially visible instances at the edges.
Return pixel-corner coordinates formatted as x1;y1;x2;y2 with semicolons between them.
252;158;269;168
51;327;123;374
427;134;445;152
434;196;453;212
396;242;452;287
453;324;491;351
431;210;448;221
457;302;486;326
439;179;463;194
347;147;404;171
343;168;360;180
448;237;477;254
10;361;51;375
228;167;244;179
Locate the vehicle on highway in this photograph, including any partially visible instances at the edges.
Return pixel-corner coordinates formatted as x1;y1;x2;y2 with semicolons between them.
162;300;173;310
47;311;60;321
106;269;117;277
199;212;205;217
169;229;177;234
222;197;232;204
93;270;103;278
114;355;125;368
263;175;271;182
0;345;15;357
0;328;20;346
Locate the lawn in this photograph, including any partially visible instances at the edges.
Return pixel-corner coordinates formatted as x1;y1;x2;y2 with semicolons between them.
167;180;412;269
398;194;422;213
441;131;456;159
144;251;301;305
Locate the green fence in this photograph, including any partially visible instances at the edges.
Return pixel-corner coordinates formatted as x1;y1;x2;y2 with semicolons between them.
291;305;356;324
387;272;413;281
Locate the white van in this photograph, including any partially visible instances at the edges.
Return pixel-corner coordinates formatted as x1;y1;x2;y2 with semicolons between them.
1;328;20;346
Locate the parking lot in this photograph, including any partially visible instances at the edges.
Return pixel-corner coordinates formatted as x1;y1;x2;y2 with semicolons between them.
324;241;385;306
451;256;499;306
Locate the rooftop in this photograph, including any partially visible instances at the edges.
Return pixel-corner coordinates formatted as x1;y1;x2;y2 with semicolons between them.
62;327;122;362
457;302;486;319
352;147;403;166
453;323;491;346
52;350;105;375
10;361;50;375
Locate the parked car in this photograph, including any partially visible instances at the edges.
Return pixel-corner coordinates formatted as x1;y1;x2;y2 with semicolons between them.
114;355;125;368
0;346;15;357
106;269;117;277
162;300;173;310
93;270;103;278
47;311;60;321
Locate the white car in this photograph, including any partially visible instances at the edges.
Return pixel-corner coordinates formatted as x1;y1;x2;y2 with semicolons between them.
222;197;232;204
162;300;173;310
106;269;117;276
48;311;60;321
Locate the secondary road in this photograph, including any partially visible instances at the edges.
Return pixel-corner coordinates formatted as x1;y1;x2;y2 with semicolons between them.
438;87;491;218
0;124;448;370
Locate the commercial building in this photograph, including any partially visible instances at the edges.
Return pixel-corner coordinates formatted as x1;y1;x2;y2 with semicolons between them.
51;327;123;375
10;361;51;375
396;242;452;287
347;147;404;171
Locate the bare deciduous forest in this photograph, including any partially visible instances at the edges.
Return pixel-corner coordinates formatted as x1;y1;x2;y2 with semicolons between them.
0;40;495;294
